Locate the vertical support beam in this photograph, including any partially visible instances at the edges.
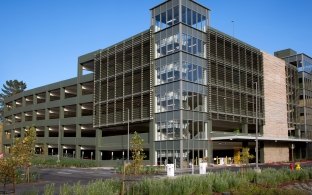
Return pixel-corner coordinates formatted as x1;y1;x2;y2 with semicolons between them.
75;124;81;159
78;63;83;77
95;128;101;163
76;145;81;159
207;120;213;164
242;123;248;134
43;143;48;156
149;120;156;165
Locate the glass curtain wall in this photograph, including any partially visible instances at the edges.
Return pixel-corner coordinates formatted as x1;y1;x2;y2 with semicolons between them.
152;0;209;168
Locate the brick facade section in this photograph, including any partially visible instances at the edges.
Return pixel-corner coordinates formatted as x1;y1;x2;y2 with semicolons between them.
262;52;289;162
263;142;289;163
262;52;288;138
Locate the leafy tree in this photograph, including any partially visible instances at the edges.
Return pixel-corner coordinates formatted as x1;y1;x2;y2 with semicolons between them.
130;131;146;175
0;80;27;121
240;147;254;165
0;126;36;192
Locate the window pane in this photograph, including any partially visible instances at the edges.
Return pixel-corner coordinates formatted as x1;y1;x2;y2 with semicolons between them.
182;33;187;51
187;35;192;53
198;66;203;84
192;11;197;28
167;35;173;54
161;38;166;56
173;6;179;24
174;34;179;52
182;6;186;23
188;63;192;81
174;61;180;80
202;15;207;31
193;64;198;82
187;8;192;25
155;15;161;32
193;37;197;55
167;9;173;26
198;39;202;57
161;12;167;29
197;13;202;30
182;61;187;80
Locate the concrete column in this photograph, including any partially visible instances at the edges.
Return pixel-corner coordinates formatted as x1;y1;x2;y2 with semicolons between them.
33;94;37;105
75;145;81;159
207;120;213;164
78;63;83;77
22;96;26;108
44;126;49;139
46;90;50;103
95;128;101;162
32;110;36;121
242;123;248;134
43;143;48;155
21;112;25;123
149;120;156;166
45;108;49;121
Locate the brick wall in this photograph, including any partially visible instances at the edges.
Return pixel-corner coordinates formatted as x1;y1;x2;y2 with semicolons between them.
262;52;288;138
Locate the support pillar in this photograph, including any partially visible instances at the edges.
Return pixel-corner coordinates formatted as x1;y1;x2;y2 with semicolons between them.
207;120;213;164
75;145;81;159
242;123;248;134
95;129;101;163
149;120;156;166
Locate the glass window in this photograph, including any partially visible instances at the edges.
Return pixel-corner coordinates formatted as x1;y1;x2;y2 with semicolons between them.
160;65;166;83
192;11;197;28
167;9;173;26
197;13;202;31
156;67;160;85
193;37;197;55
182;6;186;23
174;61;180;80
182;61;187;80
202;15;207;31
161;12;167;29
198;39;202;57
167;35;173;54
155;14;161;32
188;63;192;81
182;33;187;51
198;66;203;84
187;35;192;53
174;34;179;52
157;95;160;112
160;38;166;56
193;64;198;82
187;8;192;26
167;63;174;82
173;6;179;24
156;41;160;58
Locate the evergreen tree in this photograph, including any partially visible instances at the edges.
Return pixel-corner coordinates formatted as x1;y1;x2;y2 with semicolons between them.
0;80;26;121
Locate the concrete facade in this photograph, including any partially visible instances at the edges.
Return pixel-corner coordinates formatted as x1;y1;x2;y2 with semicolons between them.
2;0;311;166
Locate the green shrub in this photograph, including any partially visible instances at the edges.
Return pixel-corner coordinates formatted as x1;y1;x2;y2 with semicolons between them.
43;183;55;195
31;155;97;168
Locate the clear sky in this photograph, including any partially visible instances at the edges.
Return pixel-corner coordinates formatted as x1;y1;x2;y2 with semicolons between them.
1;0;311;90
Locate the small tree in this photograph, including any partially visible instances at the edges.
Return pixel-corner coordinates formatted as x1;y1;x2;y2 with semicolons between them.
130;131;146;175
11;126;36;182
240;147;254;165
0;126;36;192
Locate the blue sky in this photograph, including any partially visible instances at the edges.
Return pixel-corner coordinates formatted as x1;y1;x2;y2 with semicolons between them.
1;0;311;90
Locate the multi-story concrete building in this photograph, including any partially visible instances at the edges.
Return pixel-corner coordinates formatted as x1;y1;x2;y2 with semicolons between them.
3;0;311;166
275;49;312;159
